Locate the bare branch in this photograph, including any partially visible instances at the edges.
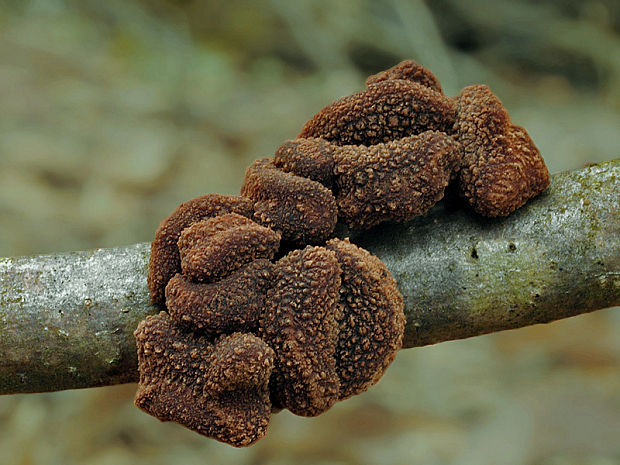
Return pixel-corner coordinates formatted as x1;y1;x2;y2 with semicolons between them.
1;160;618;395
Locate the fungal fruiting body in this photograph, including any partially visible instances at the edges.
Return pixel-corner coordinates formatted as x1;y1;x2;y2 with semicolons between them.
454;85;550;216
138;59;549;447
299;79;457;146
326;238;405;399
259;245;343;416
241;158;338;244
274;132;462;229
135;312;274;447
137;210;405;445
365;59;444;92
178;213;281;283
148;194;254;305
165;259;276;334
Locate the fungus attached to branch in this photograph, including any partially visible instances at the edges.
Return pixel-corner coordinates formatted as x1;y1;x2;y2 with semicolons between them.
134;312;274;447
141;218;406;442
454;85;550;217
138;59;551;447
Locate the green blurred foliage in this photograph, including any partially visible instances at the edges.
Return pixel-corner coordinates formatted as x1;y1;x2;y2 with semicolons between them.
0;1;618;464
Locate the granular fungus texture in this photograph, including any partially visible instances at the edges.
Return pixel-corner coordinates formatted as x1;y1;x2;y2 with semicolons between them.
148;194;254;305
299;79;457;146
241;158;338;244
333;131;463;229
274;137;335;188
257;240;405;416
326;239;405;399
365;59;443;93
165;259;276;334
134;312;274;447
259;245;342;416
178;212;280;283
454;85;550;217
139;59;550;447
272;133;463;229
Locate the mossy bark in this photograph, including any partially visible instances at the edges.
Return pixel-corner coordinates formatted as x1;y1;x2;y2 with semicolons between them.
1;160;618;395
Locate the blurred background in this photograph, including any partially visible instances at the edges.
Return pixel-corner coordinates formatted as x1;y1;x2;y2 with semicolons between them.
0;0;619;463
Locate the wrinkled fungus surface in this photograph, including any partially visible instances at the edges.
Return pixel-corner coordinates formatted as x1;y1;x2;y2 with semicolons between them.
326;239;405;399
178;212;280;282
454;85;550;216
272;133;463;229
166;259;276;334
148;194;253;305
333;131;462;229
134;312;274;447
139;59;549;447
260;246;342;416
241;158;337;244
299;79;457;145
274;137;335;187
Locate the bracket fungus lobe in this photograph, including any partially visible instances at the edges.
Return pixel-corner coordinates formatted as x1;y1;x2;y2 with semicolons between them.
260;245;342;417
326;238;405;400
178;212;280;283
274;137;335;188
332;131;462;229
165;259;276;334
365;59;443;93
272;132;463;229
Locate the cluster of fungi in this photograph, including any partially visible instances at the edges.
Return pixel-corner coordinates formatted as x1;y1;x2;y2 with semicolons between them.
136;60;550;446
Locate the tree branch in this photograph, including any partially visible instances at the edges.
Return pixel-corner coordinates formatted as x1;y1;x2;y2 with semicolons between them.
1;160;618;395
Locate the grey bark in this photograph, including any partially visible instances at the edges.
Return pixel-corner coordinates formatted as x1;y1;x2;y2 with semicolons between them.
0;160;618;395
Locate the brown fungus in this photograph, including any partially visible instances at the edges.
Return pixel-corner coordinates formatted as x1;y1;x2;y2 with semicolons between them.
274;137;335;188
272;132;462;229
139;60;552;447
299;79;457;146
165;259;277;334
365;59;443;93
259;245;342;416
241;158;338;244
257;240;405;415
148;194;254;305
134;312;274;447
333;131;462;229
326;238;405;400
454;85;550;217
178;212;280;283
